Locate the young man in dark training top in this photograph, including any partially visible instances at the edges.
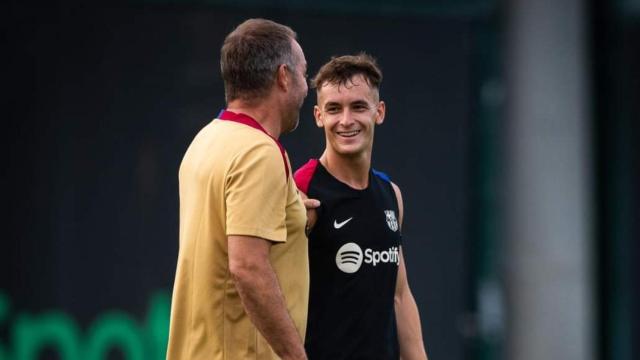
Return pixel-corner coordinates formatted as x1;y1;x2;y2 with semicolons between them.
294;54;428;360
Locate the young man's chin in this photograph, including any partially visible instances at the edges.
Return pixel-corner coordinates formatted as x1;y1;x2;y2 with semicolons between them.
333;147;365;158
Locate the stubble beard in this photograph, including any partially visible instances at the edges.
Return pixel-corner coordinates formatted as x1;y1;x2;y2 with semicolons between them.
283;95;304;134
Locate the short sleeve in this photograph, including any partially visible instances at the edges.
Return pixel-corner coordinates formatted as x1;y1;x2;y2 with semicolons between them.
225;141;288;242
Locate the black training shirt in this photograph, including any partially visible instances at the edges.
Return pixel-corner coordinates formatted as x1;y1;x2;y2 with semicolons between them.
295;159;401;360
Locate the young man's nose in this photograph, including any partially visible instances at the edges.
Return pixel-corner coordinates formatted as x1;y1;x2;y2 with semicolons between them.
338;110;355;126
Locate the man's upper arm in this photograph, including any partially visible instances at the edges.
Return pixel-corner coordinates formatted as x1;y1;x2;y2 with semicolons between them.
391;182;404;229
391;182;408;295
225;142;288;242
228;234;272;273
395;247;410;296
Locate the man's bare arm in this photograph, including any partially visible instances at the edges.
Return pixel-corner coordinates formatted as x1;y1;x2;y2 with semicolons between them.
228;235;307;360
395;249;428;360
391;182;428;360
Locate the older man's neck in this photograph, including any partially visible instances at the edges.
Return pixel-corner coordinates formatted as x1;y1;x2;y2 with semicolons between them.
227;97;282;139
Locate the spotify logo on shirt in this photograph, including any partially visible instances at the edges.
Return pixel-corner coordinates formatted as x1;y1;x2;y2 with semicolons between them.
335;242;400;273
335;243;363;273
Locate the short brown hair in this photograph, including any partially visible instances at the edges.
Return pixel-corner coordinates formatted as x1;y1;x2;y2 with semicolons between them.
311;53;382;91
220;19;297;103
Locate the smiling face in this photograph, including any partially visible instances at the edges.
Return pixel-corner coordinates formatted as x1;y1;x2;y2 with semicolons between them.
314;74;385;159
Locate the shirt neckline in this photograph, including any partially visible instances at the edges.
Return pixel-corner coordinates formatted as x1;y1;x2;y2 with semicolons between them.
217;109;290;180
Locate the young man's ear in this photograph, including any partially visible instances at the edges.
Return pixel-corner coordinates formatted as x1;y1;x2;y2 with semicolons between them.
375;101;386;125
314;105;324;128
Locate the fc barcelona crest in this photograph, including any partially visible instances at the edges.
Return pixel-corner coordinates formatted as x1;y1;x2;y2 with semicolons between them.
385;210;398;232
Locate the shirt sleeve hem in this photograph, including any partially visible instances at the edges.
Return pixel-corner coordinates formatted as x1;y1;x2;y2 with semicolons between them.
226;227;286;243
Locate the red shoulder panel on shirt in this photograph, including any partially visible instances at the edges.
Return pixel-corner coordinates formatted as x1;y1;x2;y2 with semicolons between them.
294;159;319;194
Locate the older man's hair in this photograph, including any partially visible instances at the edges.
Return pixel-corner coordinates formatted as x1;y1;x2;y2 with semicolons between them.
221;18;298;103
311;53;382;92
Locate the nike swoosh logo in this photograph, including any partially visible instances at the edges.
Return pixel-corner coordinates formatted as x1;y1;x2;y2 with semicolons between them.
333;217;353;229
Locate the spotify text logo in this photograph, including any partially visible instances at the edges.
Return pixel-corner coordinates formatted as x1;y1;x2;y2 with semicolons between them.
335;243;400;273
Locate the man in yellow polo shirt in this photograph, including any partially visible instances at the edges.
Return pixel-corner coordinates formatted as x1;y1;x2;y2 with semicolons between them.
167;19;311;360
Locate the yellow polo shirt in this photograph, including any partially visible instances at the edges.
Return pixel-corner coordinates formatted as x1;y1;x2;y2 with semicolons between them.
167;116;309;360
